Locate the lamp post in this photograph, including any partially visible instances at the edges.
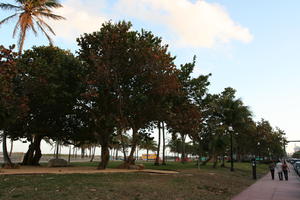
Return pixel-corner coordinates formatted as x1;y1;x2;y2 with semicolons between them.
228;126;234;172
257;142;260;161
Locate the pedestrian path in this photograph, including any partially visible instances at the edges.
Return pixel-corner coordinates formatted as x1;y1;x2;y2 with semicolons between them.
232;165;300;200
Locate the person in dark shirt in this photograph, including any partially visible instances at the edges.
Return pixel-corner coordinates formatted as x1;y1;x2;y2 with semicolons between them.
269;161;275;180
282;160;290;181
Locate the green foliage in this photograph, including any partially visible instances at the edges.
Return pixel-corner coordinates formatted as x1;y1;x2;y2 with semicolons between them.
77;21;180;165
0;45;27;129
8;46;85;142
0;20;287;168
292;151;300;158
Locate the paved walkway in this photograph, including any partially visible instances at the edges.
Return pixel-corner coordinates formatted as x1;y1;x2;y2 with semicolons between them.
232;165;300;200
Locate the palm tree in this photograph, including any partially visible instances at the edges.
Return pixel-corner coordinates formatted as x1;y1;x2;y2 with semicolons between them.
140;137;157;162
0;0;65;54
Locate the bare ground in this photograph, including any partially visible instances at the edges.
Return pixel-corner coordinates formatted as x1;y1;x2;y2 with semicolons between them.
0;166;178;175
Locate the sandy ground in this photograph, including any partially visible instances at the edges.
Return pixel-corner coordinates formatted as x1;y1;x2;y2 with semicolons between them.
0;166;178;175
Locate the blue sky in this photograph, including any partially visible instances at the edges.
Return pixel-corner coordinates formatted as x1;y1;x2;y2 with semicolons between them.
0;0;299;153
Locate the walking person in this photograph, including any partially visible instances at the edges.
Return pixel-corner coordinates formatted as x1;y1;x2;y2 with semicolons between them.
269;161;275;180
282;160;290;181
276;160;283;180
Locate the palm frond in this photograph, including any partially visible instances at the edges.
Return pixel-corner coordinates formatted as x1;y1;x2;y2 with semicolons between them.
35;16;55;35
0;3;21;11
36;11;65;20
44;0;63;9
13;20;20;38
29;22;38;36
0;13;18;26
36;21;53;45
1;0;65;53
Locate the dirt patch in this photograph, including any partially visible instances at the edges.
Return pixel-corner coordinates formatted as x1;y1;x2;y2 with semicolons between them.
0;166;178;175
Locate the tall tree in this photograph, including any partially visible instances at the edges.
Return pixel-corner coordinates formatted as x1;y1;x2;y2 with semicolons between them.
167;57;210;164
0;45;28;167
139;134;157;162
77;21;180;168
8;46;85;165
0;0;65;54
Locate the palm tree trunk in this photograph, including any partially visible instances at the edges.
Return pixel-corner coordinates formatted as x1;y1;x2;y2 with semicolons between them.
162;122;166;165
9;138;13;157
68;146;71;164
81;147;85;159
115;148;118;160
155;122;161;166
18;31;26;55
90;146;96;162
146;148;149;162
74;147;77;159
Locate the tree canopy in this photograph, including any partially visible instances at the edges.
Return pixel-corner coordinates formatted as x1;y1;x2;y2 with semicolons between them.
0;20;287;169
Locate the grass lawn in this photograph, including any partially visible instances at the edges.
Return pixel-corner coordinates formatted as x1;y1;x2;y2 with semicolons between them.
0;161;268;200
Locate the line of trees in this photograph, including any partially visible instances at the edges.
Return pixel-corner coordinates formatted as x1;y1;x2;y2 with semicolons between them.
0;21;286;169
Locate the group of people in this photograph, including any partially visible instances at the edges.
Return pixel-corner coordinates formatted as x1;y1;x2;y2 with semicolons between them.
269;160;290;180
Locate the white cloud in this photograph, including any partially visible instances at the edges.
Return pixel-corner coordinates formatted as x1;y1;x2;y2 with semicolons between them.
114;0;253;48
48;0;108;42
47;0;253;48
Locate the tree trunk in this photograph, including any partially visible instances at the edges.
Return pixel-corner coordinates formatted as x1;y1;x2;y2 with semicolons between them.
155;122;161;166
32;136;42;165
55;141;59;159
2;131;13;166
181;134;186;164
22;135;42;165
201;155;212;166
75;148;77;159
9;139;13;157
213;154;218;168
94;129;112;169
22;142;35;165
81;148;85;159
89;147;92;158
90;146;96;162
146;148;149;162
68;146;72;164
115;148;118;160
120;130;127;161
220;155;225;167
126;127;138;165
162;122;166;165
98;144;109;169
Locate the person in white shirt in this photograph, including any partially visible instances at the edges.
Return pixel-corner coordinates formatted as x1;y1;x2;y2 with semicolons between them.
276;160;283;180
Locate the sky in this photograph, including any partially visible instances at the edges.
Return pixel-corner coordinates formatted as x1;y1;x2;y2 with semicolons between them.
0;0;299;154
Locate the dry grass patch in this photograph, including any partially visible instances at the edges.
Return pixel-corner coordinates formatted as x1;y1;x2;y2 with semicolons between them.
0;162;268;200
